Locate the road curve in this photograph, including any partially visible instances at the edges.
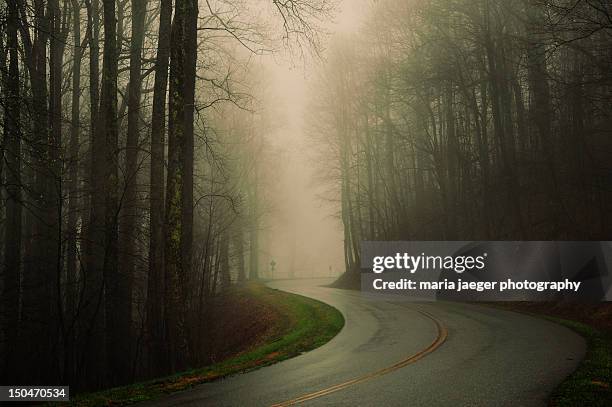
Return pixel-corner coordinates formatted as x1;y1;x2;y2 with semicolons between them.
141;278;585;407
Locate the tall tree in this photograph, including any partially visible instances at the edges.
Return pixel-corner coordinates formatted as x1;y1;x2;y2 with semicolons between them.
48;0;68;380
164;0;198;371
18;0;52;382
114;0;147;383
2;0;22;383
147;0;172;376
98;0;120;386
65;0;87;384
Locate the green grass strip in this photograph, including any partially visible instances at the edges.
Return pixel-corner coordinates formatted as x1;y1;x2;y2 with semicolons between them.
66;285;344;406
541;316;612;406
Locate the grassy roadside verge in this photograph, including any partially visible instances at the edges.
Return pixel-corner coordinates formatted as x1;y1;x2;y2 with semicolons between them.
68;283;344;406
545;317;612;407
485;304;611;406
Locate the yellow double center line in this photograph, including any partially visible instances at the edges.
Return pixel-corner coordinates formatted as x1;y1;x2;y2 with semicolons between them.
271;309;448;406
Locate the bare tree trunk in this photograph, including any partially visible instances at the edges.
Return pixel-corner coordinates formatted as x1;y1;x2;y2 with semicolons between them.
95;0;120;386
363;112;376;240
147;0;172;377
525;1;560;237
164;0;197;371
233;221;246;282
48;0;68;381
65;0;86;384
114;0;147;384
80;0;119;388
445;82;458;238
18;0;52;383
483;0;524;238
340;153;354;272
76;0;104;390
248;170;259;280
2;0;22;382
83;0;99;243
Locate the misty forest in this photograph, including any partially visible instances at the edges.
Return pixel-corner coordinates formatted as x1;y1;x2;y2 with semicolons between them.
1;0;611;395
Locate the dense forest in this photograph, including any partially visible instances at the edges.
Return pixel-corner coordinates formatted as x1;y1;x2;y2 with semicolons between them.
0;0;332;391
2;0;611;396
310;0;612;276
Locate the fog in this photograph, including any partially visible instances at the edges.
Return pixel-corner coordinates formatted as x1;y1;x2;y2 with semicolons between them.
2;0;611;392
255;0;369;279
259;57;341;279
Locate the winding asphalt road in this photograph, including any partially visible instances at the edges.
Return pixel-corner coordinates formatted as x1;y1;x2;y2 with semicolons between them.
142;278;585;406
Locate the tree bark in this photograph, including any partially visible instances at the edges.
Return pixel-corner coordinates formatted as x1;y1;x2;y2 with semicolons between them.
164;0;198;371
147;0;172;377
114;0;147;384
65;0;86;384
2;0;22;382
97;0;120;386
